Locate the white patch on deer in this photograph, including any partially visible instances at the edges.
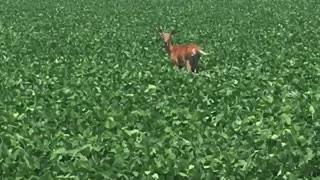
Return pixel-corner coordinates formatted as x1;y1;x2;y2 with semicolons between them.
191;48;196;56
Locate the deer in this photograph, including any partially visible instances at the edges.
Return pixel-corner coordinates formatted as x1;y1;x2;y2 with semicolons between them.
159;28;208;73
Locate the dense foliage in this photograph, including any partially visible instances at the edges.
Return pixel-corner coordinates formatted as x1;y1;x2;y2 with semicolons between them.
1;0;320;179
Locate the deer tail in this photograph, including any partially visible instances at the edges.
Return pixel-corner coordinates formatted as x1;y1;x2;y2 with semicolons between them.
198;50;208;55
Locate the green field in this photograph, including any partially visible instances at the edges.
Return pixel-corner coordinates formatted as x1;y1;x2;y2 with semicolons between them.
1;0;320;179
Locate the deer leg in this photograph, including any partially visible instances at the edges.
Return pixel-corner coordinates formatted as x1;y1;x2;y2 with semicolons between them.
185;60;192;72
170;58;180;71
176;57;184;70
191;51;201;73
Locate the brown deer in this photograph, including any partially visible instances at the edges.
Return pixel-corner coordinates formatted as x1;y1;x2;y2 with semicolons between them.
159;28;208;73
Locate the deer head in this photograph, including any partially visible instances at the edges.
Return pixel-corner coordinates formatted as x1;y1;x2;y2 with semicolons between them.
159;28;176;46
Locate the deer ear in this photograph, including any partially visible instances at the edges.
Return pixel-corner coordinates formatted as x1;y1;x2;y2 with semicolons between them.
171;29;177;34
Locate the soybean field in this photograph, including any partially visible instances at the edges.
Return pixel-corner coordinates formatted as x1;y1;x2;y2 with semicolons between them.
1;0;320;179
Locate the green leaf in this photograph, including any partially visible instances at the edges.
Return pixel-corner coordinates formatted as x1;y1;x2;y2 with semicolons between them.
309;105;315;115
17;113;27;121
188;164;195;170
1;0;319;179
271;134;279;140
152;173;159;179
124;129;140;136
288;174;298;180
281;113;291;125
54;147;67;155
133;172;139;177
166;149;176;160
178;172;188;177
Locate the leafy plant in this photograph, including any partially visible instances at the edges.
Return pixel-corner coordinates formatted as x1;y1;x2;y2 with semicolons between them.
1;0;320;179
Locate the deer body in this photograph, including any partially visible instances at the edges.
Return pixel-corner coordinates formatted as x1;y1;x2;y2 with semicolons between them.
159;29;207;73
168;44;200;69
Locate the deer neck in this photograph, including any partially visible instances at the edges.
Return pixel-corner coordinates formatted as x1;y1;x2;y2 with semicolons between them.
164;40;173;55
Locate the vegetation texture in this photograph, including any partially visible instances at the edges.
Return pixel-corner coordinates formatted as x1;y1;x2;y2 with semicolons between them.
1;0;320;179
